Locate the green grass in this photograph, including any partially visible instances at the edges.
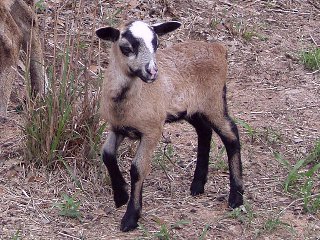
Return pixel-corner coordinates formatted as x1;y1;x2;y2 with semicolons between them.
209;141;228;171
23;7;105;172
35;0;46;12
227;202;255;225
234;118;257;142
138;219;190;240
154;142;175;170
154;223;171;240
258;217;293;236
105;8;124;26
55;193;82;220
263;217;283;232
11;229;21;240
210;139;228;171
198;224;211;240
242;31;256;41
212;158;228;171
300;48;320;71
275;140;320;212
210;18;222;29
261;127;282;145
224;19;263;42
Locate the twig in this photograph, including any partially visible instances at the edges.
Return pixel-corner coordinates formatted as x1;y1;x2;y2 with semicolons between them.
312;80;320;86
308;0;320;10
158;158;174;182
157;159;174;196
218;0;242;9
58;231;82;240
265;8;311;15
186;14;198;39
99;0;104;17
46;41;98;76
306;69;320;75
245;0;261;8
185;159;196;169
309;33;319;46
163;142;177;167
21;189;30;198
277;192;320;217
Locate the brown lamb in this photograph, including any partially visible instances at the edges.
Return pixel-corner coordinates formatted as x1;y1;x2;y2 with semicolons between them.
96;20;244;232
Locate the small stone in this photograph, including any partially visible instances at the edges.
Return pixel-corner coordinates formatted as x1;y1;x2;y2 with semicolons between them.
216;195;227;202
2;141;14;147
293;137;303;143
190;208;197;213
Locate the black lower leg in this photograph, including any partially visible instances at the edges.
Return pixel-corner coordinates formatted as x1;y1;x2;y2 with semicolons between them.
214;119;244;208
102;150;129;208
121;164;142;232
188;114;213;196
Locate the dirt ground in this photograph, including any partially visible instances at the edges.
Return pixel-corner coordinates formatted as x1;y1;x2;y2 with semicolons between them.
1;0;319;239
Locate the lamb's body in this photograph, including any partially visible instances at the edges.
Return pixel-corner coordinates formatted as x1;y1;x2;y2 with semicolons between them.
101;42;227;130
97;21;243;232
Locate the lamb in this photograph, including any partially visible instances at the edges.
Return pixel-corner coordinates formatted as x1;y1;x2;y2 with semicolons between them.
96;20;244;232
0;0;46;118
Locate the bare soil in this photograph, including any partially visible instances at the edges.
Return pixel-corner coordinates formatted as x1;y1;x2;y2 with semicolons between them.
1;0;319;239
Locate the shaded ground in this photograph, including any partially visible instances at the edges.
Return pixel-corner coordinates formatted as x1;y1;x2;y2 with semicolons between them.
1;0;319;239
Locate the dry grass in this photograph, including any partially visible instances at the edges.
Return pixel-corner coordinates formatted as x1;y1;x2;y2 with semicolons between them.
24;1;105;173
0;0;319;239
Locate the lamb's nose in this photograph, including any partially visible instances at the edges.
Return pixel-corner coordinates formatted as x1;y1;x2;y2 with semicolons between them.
146;63;158;76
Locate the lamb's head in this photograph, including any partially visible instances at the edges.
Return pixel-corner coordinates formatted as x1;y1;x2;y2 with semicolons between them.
96;20;181;83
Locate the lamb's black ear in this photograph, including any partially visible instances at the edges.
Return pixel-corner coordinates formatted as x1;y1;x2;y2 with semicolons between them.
152;21;181;36
96;27;120;42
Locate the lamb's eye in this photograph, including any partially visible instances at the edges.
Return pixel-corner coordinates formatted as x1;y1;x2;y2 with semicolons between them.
120;46;133;56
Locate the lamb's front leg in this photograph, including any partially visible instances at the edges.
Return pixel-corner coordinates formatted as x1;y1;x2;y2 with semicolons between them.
120;131;161;232
102;131;128;208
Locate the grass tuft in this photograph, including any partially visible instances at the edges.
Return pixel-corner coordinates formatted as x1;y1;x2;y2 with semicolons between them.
11;229;21;240
23;4;105;174
227;202;255;225
235;118;257;142
55;193;82;220
139;218;190;239
300;48;320;71
262;217;292;234
198;224;211;240
275;140;320;212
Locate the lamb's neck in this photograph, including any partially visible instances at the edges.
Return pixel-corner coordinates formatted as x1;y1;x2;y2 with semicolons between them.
107;65;142;103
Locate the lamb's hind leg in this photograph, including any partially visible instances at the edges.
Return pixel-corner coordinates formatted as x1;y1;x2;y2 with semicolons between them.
187;113;213;196
102;131;128;208
208;114;244;208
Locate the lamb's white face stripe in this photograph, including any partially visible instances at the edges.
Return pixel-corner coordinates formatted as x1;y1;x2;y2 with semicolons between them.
129;21;155;53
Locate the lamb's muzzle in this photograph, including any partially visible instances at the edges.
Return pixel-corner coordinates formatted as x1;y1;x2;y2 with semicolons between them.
145;60;158;81
97;20;244;232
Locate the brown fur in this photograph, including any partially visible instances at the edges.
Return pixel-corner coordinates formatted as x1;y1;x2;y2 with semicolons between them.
101;41;227;133
101;42;230;176
99;22;243;231
0;0;45;117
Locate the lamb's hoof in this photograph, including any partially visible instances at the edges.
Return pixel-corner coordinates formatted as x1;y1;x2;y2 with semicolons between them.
228;190;244;208
120;212;139;232
190;180;205;196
